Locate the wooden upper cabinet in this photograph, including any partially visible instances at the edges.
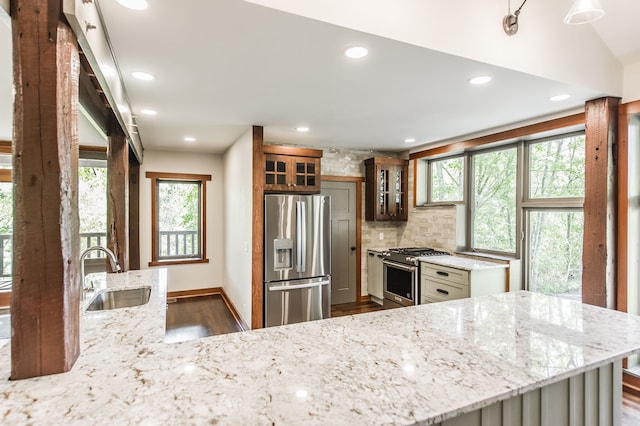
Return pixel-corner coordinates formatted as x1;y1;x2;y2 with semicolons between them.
365;157;409;221
263;145;322;193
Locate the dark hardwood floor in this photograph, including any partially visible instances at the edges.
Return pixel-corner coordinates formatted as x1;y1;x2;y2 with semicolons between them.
164;295;640;421
165;294;243;343
331;299;385;317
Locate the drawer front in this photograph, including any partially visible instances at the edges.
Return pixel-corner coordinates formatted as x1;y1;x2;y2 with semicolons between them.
421;263;469;285
421;277;469;302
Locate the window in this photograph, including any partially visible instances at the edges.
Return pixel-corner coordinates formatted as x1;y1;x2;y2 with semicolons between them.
428;156;464;203
421;130;585;298
528;135;585;199
471;146;517;253
78;159;108;257
0;165;11;279
146;172;211;266
523;133;585;300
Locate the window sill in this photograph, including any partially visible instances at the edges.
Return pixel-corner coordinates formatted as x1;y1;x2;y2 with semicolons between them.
455;251;519;262
148;258;210;267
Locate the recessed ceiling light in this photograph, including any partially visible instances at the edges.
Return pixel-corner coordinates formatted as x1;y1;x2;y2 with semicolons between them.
140;109;157;115
116;0;148;10
344;46;368;59
404;138;416;144
469;75;492;85
296;127;309;133
184;137;196;142
550;94;571;102
132;71;154;81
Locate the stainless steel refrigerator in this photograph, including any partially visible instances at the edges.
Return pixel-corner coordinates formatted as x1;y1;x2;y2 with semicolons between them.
264;194;331;327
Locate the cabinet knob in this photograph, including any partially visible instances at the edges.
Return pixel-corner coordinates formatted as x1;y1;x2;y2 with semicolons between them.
351;246;356;251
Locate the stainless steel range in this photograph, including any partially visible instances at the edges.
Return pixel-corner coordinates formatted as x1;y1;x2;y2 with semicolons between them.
382;247;449;309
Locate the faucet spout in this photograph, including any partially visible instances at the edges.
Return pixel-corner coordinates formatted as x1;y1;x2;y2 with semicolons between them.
80;246;122;291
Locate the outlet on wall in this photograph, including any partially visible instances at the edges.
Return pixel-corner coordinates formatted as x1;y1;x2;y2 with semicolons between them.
378;232;384;240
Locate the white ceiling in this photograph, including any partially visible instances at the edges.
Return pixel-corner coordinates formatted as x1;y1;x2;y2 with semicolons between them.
1;0;639;154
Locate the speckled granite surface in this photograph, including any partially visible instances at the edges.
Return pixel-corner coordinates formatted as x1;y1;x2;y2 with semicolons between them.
420;255;509;271
1;269;640;425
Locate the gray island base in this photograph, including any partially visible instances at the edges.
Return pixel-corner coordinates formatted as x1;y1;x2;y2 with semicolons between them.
1;269;638;425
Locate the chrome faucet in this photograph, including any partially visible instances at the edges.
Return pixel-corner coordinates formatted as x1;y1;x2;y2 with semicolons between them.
80;246;122;291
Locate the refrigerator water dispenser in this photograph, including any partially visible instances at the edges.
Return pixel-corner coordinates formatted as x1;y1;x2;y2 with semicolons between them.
273;238;293;270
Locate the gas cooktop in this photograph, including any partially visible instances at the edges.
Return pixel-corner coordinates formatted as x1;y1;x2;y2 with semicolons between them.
382;247;449;265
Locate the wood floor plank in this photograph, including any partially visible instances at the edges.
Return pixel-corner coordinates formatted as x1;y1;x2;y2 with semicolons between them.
331;300;385;317
165;295;243;343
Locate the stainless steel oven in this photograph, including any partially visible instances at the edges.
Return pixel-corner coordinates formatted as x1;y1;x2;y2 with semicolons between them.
383;260;418;309
380;247;449;309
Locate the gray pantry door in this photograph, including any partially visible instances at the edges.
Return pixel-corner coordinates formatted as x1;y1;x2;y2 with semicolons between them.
321;180;357;305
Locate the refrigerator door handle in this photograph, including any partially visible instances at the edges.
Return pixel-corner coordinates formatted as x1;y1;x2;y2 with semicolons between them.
268;279;330;292
296;200;307;273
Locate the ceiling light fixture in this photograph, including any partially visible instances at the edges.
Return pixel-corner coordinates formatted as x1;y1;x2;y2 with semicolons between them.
140;109;157;115
404;138;416;144
184;137;196;142
116;0;148;10
296;126;310;132
564;0;605;25
549;94;571;102
344;46;368;59
503;0;528;36
469;75;492;85
132;71;154;81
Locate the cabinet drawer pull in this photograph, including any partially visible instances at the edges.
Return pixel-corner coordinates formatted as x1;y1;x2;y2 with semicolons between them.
436;288;449;295
436;271;449;277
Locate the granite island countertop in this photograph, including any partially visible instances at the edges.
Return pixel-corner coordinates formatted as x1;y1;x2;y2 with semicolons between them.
2;269;640;425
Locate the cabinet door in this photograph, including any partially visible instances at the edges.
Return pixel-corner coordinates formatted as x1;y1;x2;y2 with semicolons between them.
291;157;320;193
264;154;291;192
367;251;384;300
364;158;408;221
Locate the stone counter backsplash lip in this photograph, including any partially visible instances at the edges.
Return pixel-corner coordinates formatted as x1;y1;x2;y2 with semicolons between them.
2;270;640;425
419;254;509;271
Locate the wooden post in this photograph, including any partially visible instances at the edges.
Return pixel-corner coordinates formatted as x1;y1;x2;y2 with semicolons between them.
107;121;129;271
251;125;264;329
129;156;141;270
11;0;81;379
582;97;619;308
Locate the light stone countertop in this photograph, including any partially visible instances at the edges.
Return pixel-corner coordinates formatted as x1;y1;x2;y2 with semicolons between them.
2;269;640;425
420;255;509;271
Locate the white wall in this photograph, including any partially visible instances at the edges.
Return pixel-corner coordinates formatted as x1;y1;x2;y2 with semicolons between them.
139;150;225;292
623;61;640;102
222;128;254;327
246;0;621;95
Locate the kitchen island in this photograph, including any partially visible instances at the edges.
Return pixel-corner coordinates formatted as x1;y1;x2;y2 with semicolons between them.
1;269;639;425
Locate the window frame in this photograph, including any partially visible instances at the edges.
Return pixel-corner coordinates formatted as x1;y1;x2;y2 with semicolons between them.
467;143;521;256
146;171;211;266
426;154;466;205
421;130;585;259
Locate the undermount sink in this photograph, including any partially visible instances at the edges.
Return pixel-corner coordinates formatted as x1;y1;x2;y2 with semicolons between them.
86;287;151;311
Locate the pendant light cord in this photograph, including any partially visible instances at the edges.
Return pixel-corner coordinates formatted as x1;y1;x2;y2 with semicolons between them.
514;0;528;17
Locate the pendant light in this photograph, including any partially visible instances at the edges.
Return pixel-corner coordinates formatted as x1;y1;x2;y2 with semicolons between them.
564;0;605;25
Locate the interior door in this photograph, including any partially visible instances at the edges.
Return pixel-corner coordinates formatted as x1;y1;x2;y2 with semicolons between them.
321;180;357;304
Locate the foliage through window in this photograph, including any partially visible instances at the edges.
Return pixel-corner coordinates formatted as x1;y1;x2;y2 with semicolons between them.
527;210;583;300
471;147;517;253
0;168;11;278
528;135;585;199
429;156;464;203
146;172;211;265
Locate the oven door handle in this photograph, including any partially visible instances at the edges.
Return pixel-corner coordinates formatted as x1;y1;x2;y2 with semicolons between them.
383;260;416;272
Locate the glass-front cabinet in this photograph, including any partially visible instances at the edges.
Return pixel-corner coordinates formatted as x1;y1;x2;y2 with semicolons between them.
263;145;322;194
365;157;409;221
